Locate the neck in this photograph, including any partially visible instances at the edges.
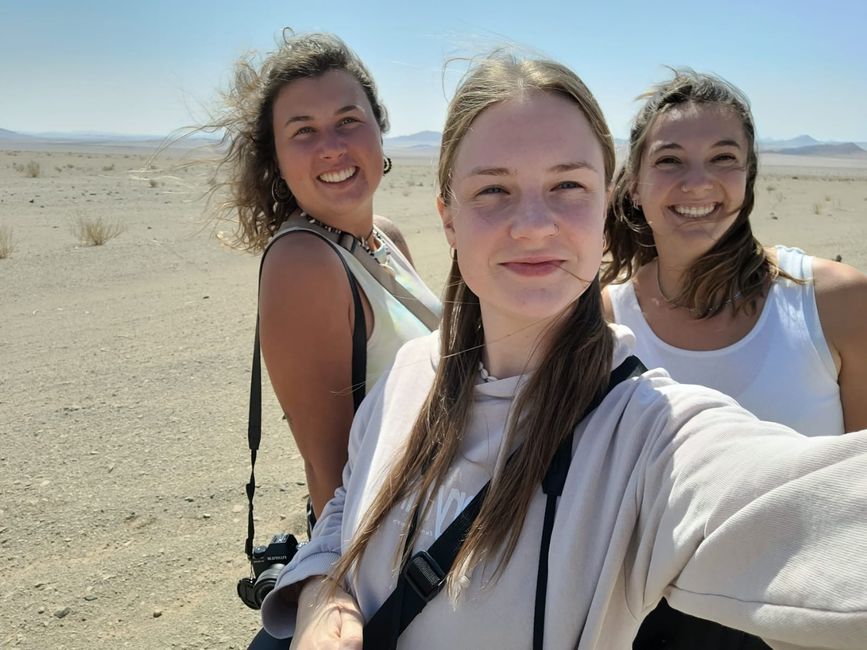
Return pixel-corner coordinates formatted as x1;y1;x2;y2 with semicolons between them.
299;208;376;247
298;204;374;241
480;309;559;379
655;258;689;304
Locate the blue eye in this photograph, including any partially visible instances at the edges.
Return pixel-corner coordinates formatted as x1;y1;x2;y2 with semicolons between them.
477;186;506;196
555;181;584;190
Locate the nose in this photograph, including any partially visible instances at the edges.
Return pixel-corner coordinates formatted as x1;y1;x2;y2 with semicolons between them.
509;195;559;240
318;129;347;159
680;165;714;193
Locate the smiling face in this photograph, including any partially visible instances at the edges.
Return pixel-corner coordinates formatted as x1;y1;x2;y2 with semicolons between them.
271;69;384;226
438;91;607;333
632;103;749;264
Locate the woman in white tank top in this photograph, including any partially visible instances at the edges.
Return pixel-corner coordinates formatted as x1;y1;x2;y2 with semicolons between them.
602;69;867;649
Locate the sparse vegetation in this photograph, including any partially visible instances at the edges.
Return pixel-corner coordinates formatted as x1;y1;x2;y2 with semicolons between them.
766;184;776;192
812;203;822;215
12;160;42;177
73;217;126;246
0;226;15;259
149;179;159;188
102;164;116;172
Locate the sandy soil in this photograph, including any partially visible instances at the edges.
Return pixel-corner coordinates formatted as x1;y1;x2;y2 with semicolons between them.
0;145;865;649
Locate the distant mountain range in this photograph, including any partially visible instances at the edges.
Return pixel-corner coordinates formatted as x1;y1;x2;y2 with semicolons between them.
2;128;866;159
763;142;867;158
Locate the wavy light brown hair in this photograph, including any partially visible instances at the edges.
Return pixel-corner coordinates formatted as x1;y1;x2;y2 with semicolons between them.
206;30;389;252
602;69;796;318
330;53;616;596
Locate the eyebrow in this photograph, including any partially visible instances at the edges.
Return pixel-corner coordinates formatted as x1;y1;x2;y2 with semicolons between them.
650;139;742;154
467;161;598;176
283;104;363;128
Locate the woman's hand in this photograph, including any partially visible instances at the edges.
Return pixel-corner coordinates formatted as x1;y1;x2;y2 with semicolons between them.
289;578;363;650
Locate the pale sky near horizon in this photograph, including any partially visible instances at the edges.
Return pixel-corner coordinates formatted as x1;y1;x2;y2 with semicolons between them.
1;0;865;141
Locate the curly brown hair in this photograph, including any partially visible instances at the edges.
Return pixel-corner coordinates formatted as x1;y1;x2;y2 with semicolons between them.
206;30;389;252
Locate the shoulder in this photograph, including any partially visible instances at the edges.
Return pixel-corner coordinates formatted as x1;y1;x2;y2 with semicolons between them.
391;330;440;372
812;256;867;350
603;279;633;319
602;285;615;322
260;231;352;305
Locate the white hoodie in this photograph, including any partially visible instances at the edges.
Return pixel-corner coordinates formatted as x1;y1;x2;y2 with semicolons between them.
262;325;867;649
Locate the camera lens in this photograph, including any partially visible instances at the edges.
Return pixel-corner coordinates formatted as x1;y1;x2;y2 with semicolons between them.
252;564;285;607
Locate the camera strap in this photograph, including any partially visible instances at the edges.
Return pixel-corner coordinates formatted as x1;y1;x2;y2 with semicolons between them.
245;221;368;561
362;355;646;650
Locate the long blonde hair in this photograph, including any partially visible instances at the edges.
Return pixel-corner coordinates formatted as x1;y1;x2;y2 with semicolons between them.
330;53;616;595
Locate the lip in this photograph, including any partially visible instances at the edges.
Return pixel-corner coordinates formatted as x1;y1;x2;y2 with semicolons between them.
500;257;565;277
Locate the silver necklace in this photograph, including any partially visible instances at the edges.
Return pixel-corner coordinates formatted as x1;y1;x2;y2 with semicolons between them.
655;261;740;314
300;211;389;265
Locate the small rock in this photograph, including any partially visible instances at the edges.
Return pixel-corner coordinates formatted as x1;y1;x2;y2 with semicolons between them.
153;610;162;618
54;607;71;619
202;513;211;519
185;497;195;502
84;595;97;601
37;606;45;614
834;254;843;262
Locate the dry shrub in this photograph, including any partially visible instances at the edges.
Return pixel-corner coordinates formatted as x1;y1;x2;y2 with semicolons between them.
73;217;126;246
24;161;41;178
0;226;15;259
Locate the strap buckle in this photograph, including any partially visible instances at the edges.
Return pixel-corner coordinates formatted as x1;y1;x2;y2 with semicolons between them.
403;551;446;603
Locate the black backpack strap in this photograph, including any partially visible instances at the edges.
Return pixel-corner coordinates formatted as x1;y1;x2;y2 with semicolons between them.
363;355;646;649
245;228;367;560
532;354;645;649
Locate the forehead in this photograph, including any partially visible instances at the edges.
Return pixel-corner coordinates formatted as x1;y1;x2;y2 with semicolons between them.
646;103;748;149
272;69;371;117
452;92;605;173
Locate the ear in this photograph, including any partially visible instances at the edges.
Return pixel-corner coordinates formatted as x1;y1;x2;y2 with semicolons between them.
436;194;457;249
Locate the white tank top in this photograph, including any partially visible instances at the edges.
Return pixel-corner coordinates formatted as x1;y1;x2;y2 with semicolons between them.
607;246;842;436
269;221;441;390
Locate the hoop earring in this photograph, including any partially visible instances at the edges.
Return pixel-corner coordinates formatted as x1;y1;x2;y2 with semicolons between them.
271;177;293;204
383;156;393;175
450;247;457;261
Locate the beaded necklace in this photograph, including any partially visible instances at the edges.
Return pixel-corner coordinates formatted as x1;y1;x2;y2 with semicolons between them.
300;211;389;265
479;361;499;383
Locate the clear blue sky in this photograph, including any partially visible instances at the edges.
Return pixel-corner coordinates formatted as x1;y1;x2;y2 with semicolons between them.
2;0;866;141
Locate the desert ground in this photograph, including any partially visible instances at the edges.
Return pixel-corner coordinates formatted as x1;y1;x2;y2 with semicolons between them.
1;144;866;649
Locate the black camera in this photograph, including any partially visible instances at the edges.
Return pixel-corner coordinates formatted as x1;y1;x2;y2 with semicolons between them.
236;533;299;610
